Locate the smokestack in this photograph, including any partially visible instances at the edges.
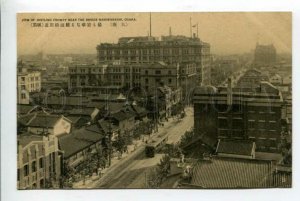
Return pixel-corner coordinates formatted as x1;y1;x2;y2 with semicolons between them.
169;27;172;36
227;77;233;105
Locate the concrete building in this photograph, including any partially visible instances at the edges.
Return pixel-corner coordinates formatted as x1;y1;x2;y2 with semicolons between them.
96;35;210;85
68;63;107;91
193;77;283;153
254;43;277;66
17;67;41;104
17;133;61;189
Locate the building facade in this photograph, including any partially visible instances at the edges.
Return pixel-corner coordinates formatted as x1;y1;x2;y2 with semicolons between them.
254;44;277;66
96;35;210;85
193;78;283;153
17;134;61;189
17;68;41;105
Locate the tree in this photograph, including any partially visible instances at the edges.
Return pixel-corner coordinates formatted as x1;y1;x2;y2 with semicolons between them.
112;133;126;155
178;128;195;149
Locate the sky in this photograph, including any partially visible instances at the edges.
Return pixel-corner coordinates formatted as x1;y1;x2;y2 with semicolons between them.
17;12;292;55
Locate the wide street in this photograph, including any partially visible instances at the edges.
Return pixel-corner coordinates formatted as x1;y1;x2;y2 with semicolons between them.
93;106;194;188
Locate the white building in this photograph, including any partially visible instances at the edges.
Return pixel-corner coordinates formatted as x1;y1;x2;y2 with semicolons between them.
17;68;41;104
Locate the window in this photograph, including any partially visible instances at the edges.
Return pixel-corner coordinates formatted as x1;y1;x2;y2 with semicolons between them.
145;78;148;84
168;70;172;75
17;169;20;181
248;120;255;129
219;119;228;129
39;158;43;168
168;78;172;84
24;165;29;176
21;93;26;99
155;70;161;75
21;77;25;82
32;161;37;172
145;70;148;75
258;120;265;129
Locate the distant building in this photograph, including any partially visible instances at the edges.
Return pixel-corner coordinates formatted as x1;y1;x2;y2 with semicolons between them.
254;43;277;66
193;75;283;153
96;35;211;85
17;133;61;189
17;67;41;104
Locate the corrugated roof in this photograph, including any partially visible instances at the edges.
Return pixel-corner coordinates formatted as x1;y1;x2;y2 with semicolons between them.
190;157;273;188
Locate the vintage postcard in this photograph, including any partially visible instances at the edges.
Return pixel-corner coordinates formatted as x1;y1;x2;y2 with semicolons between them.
16;12;292;189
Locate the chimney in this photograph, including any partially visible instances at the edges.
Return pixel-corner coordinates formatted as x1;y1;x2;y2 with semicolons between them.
227;77;233;105
169;27;172;36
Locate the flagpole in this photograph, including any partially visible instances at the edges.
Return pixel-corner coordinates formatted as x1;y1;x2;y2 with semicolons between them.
197;23;199;38
189;17;192;38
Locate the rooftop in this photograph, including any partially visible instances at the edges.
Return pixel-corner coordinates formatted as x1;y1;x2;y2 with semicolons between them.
216;140;255;156
18;133;44;147
189;157;273;188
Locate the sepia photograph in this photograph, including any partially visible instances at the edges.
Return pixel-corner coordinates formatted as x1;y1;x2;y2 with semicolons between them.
16;12;292;189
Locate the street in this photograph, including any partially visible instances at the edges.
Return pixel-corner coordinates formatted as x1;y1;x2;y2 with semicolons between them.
92;106;194;188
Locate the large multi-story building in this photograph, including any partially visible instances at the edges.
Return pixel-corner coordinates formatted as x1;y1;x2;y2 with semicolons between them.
68;61;197;99
193;74;283;153
17;67;41;104
68;63;107;90
254;43;277;66
96;35;210;85
17;133;61;189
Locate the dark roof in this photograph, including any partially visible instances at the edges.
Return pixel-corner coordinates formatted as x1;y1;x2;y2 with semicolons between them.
85;124;103;134
111;110;135;122
68;108;97;116
58;128;104;158
17;105;40;115
18;133;44;147
131;105;148;116
43;96;89;106
18;113;36;126
182;133;217;150
98;119;118;133
190;157;273;188
27;114;69;128
86;101;106;108
89;93;126;101
216;140;254;156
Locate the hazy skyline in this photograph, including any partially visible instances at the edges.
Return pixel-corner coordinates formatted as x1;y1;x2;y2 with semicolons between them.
18;12;292;55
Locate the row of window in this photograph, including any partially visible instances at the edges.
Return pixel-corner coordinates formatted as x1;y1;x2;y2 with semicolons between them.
100;48;201;55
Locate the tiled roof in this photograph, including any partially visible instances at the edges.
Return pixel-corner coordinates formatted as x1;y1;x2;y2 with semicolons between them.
27;114;66;128
216;140;254;156
98;119;118;133
131;105;148;116
58;128;104;158
85;124;103;134
17;105;40;115
43;96;89;106
68;108;97;116
190;157;273;188
111;110;135;122
18;113;36;126
86;101;106;108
